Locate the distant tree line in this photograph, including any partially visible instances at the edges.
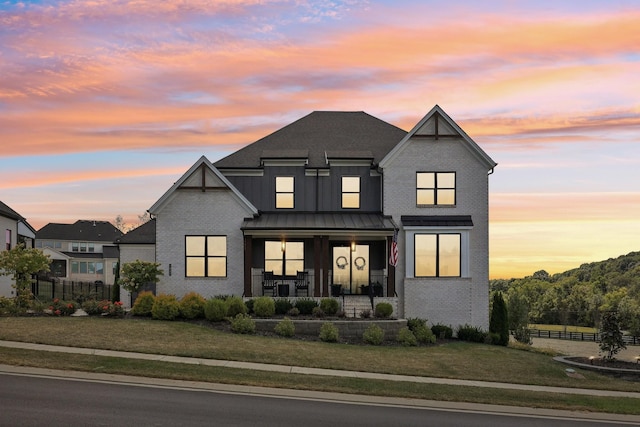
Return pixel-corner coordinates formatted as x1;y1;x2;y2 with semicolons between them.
490;251;640;336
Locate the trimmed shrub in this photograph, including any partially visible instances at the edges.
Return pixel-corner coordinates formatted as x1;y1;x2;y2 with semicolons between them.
82;299;103;316
48;298;77;316
489;292;509;346
295;298;318;315
406;317;427;331
319;322;339;342
274;298;293;315
244;299;254;314
362;324;385;345
132;291;155;316
226;296;247;318
374;302;393;318
457;324;488;343
253;296;276;317
204;298;227;322
319;298;340;316
312;306;325;318
274;317;295;337
397;327;418;346
287;307;300;317
431;323;453;339
151;294;180;321
414;324;436;344
230;313;256;334
180;292;206;319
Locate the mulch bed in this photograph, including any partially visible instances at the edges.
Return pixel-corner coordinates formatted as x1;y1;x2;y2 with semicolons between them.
568;357;640;371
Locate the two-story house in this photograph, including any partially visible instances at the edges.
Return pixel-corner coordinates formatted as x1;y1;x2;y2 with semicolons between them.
0;201;37;297
36;220;123;285
148;105;496;328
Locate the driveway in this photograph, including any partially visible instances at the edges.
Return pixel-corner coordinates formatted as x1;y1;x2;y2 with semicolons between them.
531;337;639;362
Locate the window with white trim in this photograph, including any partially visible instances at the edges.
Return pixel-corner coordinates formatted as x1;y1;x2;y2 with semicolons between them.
275;176;294;209
342;176;360;209
185;235;227;277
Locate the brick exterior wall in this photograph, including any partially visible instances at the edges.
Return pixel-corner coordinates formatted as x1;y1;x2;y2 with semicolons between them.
383;136;491;330
155;189;254;299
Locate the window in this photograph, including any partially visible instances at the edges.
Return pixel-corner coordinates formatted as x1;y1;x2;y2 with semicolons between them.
79;262;88;274
88;262;96;274
275;176;294;209
96;262;104;275
416;172;455;205
112;262;118;275
414;234;460;277
71;261;79;274
80;242;87;252
72;242;79;252
342;176;360;209
265;241;304;276
5;229;11;250
185;236;227;277
88;243;95;252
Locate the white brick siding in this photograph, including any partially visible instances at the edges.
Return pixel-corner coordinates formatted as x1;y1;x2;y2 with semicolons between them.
383;136;491;329
155;189;252;299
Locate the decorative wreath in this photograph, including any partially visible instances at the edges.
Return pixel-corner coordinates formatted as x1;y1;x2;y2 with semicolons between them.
336;256;348;269
354;256;366;270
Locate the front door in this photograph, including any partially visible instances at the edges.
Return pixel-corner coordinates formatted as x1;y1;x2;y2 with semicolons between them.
332;244;369;294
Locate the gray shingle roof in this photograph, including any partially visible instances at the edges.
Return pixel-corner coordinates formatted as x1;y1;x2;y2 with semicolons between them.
214;111;407;169
115;219;156;244
36;220;123;242
0;201;22;220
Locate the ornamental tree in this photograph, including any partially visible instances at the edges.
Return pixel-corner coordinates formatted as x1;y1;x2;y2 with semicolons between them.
489;292;509;346
0;244;50;308
119;260;163;293
599;311;626;361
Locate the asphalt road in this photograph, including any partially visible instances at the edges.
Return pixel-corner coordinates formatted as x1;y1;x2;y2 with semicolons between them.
1;372;635;427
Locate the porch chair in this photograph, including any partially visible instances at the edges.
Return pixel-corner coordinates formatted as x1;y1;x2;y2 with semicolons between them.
262;271;277;296
294;271;309;297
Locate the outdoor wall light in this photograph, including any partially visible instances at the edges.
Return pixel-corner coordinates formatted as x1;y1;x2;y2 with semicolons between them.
589;356;595;365
281;240;286;252
351;241;356;252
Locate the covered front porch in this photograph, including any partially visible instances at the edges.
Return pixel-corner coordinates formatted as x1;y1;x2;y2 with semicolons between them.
241;212;398;298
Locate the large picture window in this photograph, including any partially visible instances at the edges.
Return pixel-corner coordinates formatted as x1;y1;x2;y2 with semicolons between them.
414;233;460;277
342;176;360;209
416;172;456;205
185;235;227;277
265;241;304;276
275;176;294;209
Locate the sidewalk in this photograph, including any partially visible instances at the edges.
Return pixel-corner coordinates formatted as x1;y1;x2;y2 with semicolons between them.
1;339;639;399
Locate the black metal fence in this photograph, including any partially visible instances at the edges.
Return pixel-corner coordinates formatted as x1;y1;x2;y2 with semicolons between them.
32;277;113;302
529;328;640;346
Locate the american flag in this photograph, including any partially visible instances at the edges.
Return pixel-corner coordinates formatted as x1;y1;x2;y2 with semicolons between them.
389;229;398;267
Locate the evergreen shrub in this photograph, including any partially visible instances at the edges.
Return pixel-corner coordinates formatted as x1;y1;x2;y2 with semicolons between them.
319;298;340;316
274;317;295;337
131;291;155;316
151;294;180;321
226;296;247;318
295;298;318;315
362;324;385;345
204;298;227;322
319;322;339;342
374;302;393;318
397;327;417;346
431;323;453;339
274;298;293;315
180;292;206;319
253;296;276;317
230;313;256;334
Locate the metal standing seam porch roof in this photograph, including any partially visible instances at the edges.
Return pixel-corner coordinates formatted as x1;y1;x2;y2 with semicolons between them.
241;213;396;237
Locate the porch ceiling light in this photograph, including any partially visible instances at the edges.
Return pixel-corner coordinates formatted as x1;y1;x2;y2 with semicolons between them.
351;241;356;252
281;240;286;252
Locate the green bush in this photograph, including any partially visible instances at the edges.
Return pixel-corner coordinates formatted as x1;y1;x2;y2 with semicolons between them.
253;296;276;317
274;298;293;315
295;298;318;315
81;299;103;316
230;313;256;334
226;296;247;318
151;294;180;321
48;298;77;316
431;323;453;339
362;324;385;345
0;296;18;316
287;307;300;316
244;299;254;314
397;327;418;346
312;306;325;318
204;298;227;322
406;317;427;331
414;324;436;344
180;292;206;319
359;309;371;319
457;324;488;343
489;292;509;346
319;322;339;342
319;298;340;316
274;317;295;337
131;291;155;316
374;302;393;318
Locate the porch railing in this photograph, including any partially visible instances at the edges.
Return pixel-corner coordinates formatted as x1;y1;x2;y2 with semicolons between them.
251;271;388;297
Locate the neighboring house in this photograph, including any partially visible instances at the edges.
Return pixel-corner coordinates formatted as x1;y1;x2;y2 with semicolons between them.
149;106;497;328
0;201;37;297
35;220;123;285
115;219;156;302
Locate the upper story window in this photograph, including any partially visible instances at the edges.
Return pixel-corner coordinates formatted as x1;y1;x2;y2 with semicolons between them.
265;240;304;276
414;233;461;277
185;235;227;278
416;172;456;206
88;243;95;252
5;229;11;251
342;176;360;209
72;242;79;252
275;176;294;209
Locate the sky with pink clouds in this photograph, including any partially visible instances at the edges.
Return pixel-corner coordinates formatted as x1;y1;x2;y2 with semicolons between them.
1;0;639;279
